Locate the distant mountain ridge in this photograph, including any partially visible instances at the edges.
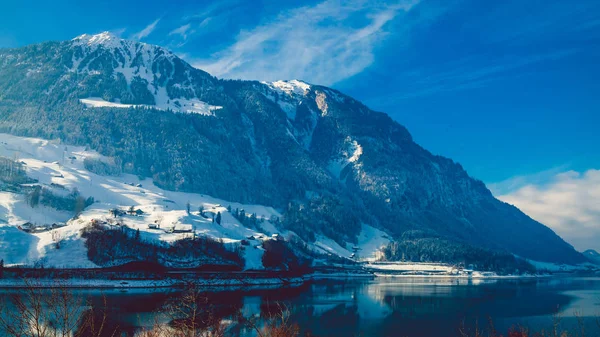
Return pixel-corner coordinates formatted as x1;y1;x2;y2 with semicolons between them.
583;249;600;265
0;32;585;265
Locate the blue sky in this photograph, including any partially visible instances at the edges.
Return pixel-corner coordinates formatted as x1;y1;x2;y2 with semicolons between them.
1;0;599;250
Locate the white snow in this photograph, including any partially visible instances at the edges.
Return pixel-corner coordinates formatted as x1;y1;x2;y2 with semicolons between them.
367;262;454;273
525;259;597;272
73;32;122;49
80;97;221;115
266;80;311;96
313;224;391;261
80;97;141;109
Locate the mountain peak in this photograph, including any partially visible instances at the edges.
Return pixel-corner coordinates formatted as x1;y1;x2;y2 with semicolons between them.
263;79;311;96
72;31;122;47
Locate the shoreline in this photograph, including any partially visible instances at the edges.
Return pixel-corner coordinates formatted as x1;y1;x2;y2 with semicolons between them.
0;270;583;289
0;276;307;289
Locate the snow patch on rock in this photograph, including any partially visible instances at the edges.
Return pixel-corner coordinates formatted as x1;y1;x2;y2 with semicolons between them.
327;137;363;180
80;97;221;115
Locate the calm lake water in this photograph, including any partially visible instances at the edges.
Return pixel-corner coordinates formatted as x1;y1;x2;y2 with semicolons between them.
2;277;600;337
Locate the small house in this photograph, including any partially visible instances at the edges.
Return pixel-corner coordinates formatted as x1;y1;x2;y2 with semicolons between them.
51;222;66;229
18;222;35;233
148;223;159;229
109;208;126;217
127;208;145;216
271;233;283;241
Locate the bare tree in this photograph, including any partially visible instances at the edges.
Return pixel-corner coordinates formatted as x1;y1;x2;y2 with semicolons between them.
136;284;226;337
51;230;63;249
0;279;111;337
239;303;300;337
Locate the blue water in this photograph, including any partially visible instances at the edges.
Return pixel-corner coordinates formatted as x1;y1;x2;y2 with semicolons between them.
2;277;600;336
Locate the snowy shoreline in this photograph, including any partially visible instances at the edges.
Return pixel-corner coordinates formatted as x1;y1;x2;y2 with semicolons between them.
372;273;546;279
0;271;566;289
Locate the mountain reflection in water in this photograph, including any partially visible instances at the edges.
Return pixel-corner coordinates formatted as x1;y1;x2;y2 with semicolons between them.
1;277;599;337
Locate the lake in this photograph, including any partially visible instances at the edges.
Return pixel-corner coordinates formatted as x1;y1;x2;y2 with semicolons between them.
2;277;600;336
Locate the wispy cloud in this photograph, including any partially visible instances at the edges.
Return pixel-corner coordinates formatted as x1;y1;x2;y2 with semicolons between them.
352;0;600;106
192;0;420;85
495;169;600;252
169;23;192;40
110;28;127;37
131;18;161;41
365;48;579;104
184;0;241;21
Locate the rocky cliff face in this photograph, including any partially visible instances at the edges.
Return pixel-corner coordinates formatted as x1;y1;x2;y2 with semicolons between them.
0;33;584;264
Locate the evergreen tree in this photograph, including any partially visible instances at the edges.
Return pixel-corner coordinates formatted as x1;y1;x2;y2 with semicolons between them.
28;186;41;208
186;201;191;215
74;196;86;215
216;212;222;225
110;208;119;218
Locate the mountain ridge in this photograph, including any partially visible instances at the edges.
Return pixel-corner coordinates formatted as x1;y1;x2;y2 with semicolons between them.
0;32;585;265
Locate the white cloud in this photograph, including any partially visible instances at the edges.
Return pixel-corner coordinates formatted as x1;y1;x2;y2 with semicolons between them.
495;169;600;252
487;165;570;196
192;0;420;85
131;18;161;41
169;23;192;40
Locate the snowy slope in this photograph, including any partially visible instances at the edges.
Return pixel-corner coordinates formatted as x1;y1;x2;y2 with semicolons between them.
70;32;221;115
0;133;391;268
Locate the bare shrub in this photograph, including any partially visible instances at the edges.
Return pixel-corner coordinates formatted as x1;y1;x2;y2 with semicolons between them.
458;310;599;337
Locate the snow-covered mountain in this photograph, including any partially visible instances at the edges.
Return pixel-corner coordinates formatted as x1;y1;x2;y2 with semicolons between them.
0;32;586;268
70;32;222;114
